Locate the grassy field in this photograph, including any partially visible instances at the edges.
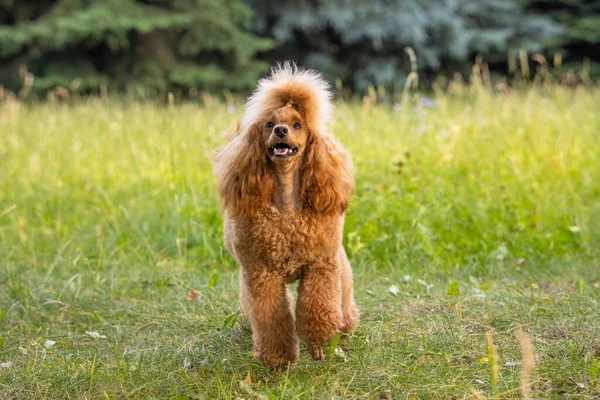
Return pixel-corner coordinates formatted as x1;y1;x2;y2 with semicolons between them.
1;86;599;399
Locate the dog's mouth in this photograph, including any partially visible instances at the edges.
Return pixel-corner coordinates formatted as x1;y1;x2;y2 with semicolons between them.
268;143;299;158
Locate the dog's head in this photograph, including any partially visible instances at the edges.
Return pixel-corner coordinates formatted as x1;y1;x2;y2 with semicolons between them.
214;62;354;217
262;101;307;163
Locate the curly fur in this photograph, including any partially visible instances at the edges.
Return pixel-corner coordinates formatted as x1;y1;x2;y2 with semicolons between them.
214;62;359;370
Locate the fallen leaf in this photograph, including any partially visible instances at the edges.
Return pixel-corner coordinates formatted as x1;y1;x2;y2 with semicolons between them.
244;370;252;384
86;331;107;340
335;347;347;361
417;279;433;292
186;290;198;301
447;282;460;297
495;244;509;260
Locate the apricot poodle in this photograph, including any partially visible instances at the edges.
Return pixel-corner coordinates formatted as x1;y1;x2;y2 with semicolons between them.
214;63;359;370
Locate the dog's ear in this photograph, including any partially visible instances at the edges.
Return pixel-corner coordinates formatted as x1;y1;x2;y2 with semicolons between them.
214;124;274;217
300;129;354;214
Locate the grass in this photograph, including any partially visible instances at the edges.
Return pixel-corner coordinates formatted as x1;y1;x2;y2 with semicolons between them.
0;85;599;399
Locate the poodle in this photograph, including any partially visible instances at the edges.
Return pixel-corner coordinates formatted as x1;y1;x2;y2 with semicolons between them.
214;63;359;370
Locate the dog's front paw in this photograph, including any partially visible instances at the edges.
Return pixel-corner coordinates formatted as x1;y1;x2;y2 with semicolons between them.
309;344;325;360
255;345;299;371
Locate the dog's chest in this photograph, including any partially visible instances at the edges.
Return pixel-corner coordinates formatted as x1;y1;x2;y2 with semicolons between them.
226;210;342;272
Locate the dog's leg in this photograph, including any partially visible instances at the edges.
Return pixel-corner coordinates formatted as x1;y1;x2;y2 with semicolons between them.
239;269;252;320
240;269;298;370
339;247;359;334
295;261;342;360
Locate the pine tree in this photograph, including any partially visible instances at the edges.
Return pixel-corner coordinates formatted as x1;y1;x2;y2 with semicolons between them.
522;0;600;78
250;0;561;92
0;0;273;94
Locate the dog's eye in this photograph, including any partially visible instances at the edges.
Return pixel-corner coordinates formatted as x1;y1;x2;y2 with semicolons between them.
266;122;274;128
293;122;301;129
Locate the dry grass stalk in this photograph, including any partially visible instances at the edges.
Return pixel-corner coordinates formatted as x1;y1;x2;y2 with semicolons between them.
516;329;536;399
18;72;34;99
471;56;483;88
519;49;530;79
405;47;418;74
482;62;492;90
508;51;517;76
486;330;499;397
401;47;419;104
553;52;562;68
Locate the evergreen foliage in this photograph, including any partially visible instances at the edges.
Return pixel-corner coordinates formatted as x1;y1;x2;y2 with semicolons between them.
0;0;597;95
251;0;562;91
0;0;273;94
523;0;600;78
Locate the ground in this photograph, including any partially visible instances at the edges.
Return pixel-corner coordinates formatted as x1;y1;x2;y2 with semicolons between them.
0;86;599;399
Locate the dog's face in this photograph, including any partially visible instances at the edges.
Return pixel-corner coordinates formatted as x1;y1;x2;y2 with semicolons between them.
262;102;308;163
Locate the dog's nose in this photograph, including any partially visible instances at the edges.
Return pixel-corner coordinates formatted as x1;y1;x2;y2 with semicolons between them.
274;125;288;137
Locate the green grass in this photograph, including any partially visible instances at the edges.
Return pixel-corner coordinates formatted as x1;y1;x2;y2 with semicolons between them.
1;87;599;399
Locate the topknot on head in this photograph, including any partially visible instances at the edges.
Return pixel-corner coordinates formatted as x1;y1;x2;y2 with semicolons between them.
240;61;333;134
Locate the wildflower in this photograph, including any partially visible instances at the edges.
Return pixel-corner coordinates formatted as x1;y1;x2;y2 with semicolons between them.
420;97;436;107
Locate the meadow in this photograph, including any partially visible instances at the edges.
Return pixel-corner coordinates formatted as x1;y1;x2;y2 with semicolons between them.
0;85;599;398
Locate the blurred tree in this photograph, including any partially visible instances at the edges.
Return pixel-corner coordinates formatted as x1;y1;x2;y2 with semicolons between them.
522;0;600;78
0;0;273;95
0;0;595;96
250;0;561;92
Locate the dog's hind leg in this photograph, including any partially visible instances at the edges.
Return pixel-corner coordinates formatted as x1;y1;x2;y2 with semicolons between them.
339;247;359;334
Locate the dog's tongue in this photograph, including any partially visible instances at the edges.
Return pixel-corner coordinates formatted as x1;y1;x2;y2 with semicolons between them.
274;147;289;155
